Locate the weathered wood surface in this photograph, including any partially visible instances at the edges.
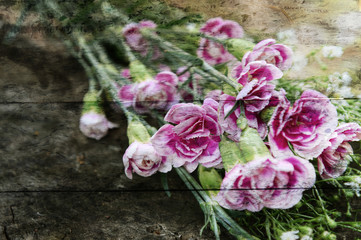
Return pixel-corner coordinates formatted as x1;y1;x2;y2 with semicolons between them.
1;1;361;239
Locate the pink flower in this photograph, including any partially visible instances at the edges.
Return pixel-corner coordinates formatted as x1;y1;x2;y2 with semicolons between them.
121;69;131;79
123;141;171;179
118;71;180;113
151;99;223;172
79;112;118;140
318;123;361;179
197;17;243;65
215;156;315;212
242;88;283;139
232;60;283;86
242;39;293;71
269;90;338;159
218;94;242;141
122;20;161;59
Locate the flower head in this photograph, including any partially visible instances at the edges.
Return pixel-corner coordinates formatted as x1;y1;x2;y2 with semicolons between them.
242;39;293;71
215;155;315;212
79;111;118;140
122;20;161;59
197;17;243;65
269;90;338;159
318;123;361;179
280;230;300;240
118;71;180;113
123;141;171;179
151;98;223;172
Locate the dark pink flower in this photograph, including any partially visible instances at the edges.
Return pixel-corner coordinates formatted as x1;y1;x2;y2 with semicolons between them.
118;71;180;113
123;141;171;179
218;94;242;141
197;17;243;65
215;156;315;212
232;60;283;86
318;123;361;179
242;39;293;71
269;90;338;159
122;20;161;59
151;99;223;172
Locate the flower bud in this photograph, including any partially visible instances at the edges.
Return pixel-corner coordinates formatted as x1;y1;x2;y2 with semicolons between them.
236;116;248;130
198;166;223;197
260;106;276;124
226;38;255;61
320;231;336;240
219;135;243;171
127;120;151;144
326;215;337;229
129;60;153;82
239;127;271;163
80;91;118;140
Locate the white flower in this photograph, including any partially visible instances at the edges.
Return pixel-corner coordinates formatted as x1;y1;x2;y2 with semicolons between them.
301;236;313;240
186;23;197;32
291;51;308;71
341;72;352;86
281;230;300;240
345;181;361;197
339;86;354;98
277;29;298;45
322;46;343;58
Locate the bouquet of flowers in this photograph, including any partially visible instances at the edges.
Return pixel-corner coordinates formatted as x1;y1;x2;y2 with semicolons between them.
22;1;361;239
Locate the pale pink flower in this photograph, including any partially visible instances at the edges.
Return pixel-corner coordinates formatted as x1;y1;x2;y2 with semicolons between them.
79;112;118;140
269;90;338;159
118;71;180;113
151;99;223;172
123;141;171;179
122;20;161;59
318;123;361;179
197;17;243;65
242;39;293;71
215;156;315;212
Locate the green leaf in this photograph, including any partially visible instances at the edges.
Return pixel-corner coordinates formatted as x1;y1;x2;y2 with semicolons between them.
160;173;171;197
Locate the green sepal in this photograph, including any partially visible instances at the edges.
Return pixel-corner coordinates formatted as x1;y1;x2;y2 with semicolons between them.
260;106;276;124
239;127;271;163
219;135;243;172
82;91;103;114
198;165;223;197
225;38;255;61
127;120;151;144
237;116;248;130
129;60;153;82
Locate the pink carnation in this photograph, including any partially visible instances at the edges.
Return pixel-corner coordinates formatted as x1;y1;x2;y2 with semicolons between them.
269;90;338;159
242;39;293;71
122;20;161;59
318;123;361;179
151;99;223;172
197;17;243;65
123;141;171;179
118;71;180;113
232;60;283;86
215;156;315;212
